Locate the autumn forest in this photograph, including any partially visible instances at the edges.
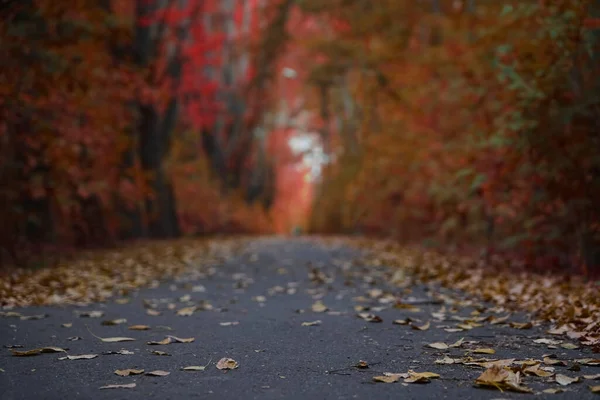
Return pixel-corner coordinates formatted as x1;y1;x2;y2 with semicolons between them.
0;0;598;278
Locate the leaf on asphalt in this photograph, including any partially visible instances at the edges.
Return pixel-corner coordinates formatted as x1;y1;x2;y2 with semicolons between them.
561;343;580;350
354;360;369;369
99;383;136;390
167;335;194;343
393;318;410;325
150;350;170;356
555;374;581;386
576;358;600;366
67;336;82;341
542;388;565;394
523;364;554;377
373;372;408;383
473;348;496;355
301;320;322;327
427;342;449;350
311;301;328;313
102;318;127;326
179;294;192;302
176;306;197;316
252;296;266;303
147;338;172;345
544;357;567;366
475;365;533;393
76;310;104;318
128;325;150;331
435;356;456;365
58;354;98;360
146;309;162;316
115;298;130;304
547;325;570;335
100;337;135;343
590;385;600;393
488;315;510;325
357;312;382;323
411;321;430;331
11;347;66;356
115;369;144;376
509;321;533;329
404;370;440;383
146;370;170;377
216;358;239;370
219;321;239;326
103;349;134;355
584;374;600;380
181;366;206;371
62;323;72;328
444;328;464;332
534;338;562;345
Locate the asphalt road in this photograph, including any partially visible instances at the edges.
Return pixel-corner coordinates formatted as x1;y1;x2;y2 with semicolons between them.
0;238;598;400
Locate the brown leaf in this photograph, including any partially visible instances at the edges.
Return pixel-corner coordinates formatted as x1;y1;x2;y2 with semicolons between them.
102;318;127;326
473;348;496;355
544;357;567;366
590;385;600;393
99;383;136;389
146;370;170;377
412;321;430;331
58;354;98;360
216;357;239;370
176;306;197;316
475;365;532;393
147;338;172;345
404;370;440;383
509;322;533;330
373;373;408;383
115;369;144;376
357;312;383;323
128;325;150;331
523;364;554;377
11;347;66;356
354;360;369;369
301;320;322;327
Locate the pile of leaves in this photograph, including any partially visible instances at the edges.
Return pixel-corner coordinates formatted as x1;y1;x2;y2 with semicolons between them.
0;237;250;308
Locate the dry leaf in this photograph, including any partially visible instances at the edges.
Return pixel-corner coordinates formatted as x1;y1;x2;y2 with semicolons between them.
128;325;150;331
311;301;328;313
115;369;144;376
147;309;161;316
219;321;239;326
167;335;194;343
561;343;580;350
590;385;600;393
576;358;600;366
216;358;239;370
523;364;554;377
555;374;581;386
103;349;134;355
181;366;206;371
542;388;564;394
473;348;496;355
357;312;382;323
176;306;197;316
427;342;449;350
354;360;369;369
150;350;170;356
76;311;104;318
544;357;567;366
404;370;440;383
534;338;562;345
510;322;533;329
62;323;72;328
102;318;127;326
147;338;172;345
58;354;98;360
11;347;66;356
393;318;410;325
450;337;465;348
99;337;135;343
99;383;136;389
301;320;322;327
412;321;430;331
146;370;170;377
475;365;532;393
373;373;408;383
435;356;456;365
584;374;600;380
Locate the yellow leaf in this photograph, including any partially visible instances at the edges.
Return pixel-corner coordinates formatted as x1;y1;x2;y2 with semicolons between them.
114;369;144;376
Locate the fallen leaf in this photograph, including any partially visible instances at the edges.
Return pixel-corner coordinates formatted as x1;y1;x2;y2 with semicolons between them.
219;321;239;326
216;357;238;370
176;306;197;316
150;350;170;356
67;336;82;341
115;369;144;376
473;348;496;355
590;385;600;393
435;356;456;365
427;342;449;350
555;374;581;386
561;343;580;350
510;321;533;329
146;370;170;377
102;318;127;326
542;388;564;394
393;318;410;325
11;347;66;356
181;366;206;371
99;337;135;343
584;374;600;380
128;325;150;331
544;357;568;366
475;365;533;393
357;312;383;323
404;370;440;383
354;360;369;369
58;354;98;360
576;358;600;366
62;323;72;328
534;338;562;345
99;383;136;390
147;338;172;345
311;301;328;313
146;309;161;316
523;364;554;377
115;298;130;304
412;321;430;331
167;335;194;343
301;320;322;327
450;337;465;348
103;349;134;355
373;373;408;383
76;311;104;318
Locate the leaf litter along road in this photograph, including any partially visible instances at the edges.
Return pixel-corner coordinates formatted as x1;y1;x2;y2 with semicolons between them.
0;237;599;399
